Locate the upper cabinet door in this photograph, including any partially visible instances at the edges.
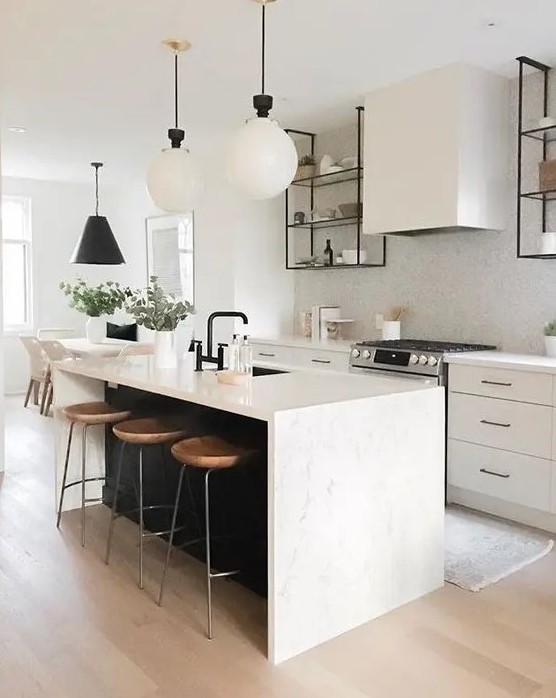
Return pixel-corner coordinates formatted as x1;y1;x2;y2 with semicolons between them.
363;64;509;236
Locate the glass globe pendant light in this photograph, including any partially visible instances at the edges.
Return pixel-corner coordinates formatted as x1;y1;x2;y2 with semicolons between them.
147;39;204;213
228;0;297;200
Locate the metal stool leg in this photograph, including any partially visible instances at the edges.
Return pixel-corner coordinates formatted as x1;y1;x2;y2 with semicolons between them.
80;424;89;547
139;446;144;589
157;466;185;606
105;441;126;565
205;469;213;640
56;421;74;528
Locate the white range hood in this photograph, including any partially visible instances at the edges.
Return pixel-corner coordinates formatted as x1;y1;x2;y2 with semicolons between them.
363;64;509;236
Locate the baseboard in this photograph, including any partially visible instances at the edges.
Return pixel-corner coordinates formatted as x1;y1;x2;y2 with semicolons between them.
4;390;26;397
448;486;556;535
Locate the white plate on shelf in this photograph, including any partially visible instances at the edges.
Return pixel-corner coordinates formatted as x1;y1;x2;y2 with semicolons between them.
319;154;334;174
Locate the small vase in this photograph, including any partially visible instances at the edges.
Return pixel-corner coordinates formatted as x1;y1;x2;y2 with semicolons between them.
154;330;178;369
86;316;106;344
545;336;556;358
382;320;401;341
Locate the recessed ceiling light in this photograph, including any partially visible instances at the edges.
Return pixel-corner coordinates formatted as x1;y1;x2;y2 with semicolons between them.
7;126;26;133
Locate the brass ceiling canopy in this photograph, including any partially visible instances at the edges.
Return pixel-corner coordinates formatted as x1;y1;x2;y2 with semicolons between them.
161;39;191;53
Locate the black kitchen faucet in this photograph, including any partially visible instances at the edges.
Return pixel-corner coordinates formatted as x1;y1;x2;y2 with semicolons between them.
193;311;249;371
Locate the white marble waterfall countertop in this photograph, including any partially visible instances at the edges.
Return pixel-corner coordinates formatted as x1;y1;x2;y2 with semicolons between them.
446;351;556;374
54;354;437;421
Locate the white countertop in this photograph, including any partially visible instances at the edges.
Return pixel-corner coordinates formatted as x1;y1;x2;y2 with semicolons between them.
446;350;556;374
251;335;354;353
54;354;438;422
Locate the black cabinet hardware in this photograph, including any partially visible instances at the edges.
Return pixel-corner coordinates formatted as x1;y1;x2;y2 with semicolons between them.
480;468;510;479
311;359;331;365
480;419;511;428
481;380;512;387
258;352;276;358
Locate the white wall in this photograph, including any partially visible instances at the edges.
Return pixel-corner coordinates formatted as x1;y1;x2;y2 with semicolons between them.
2;176;147;393
293;77;556;354
3;128;293;392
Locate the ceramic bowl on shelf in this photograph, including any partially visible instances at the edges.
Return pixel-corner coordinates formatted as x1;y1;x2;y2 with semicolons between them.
342;249;367;265
340;156;359;169
339;202;362;218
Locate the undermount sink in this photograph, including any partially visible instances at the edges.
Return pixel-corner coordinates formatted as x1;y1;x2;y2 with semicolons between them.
252;366;288;377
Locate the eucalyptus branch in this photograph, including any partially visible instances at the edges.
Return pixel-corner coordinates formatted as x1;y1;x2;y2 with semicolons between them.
125;276;194;332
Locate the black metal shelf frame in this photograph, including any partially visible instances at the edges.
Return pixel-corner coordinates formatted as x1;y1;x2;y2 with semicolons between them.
517;55;556;259
284;106;386;270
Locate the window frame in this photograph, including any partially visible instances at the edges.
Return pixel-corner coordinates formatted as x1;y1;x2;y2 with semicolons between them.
1;195;33;334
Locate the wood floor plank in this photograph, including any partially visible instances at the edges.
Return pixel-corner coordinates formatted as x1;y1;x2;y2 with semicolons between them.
2;396;556;697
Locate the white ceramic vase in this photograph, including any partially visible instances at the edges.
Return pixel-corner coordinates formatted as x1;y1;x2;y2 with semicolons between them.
382;320;401;341
545;336;556;358
86;316;106;344
154;330;178;369
540;232;556;255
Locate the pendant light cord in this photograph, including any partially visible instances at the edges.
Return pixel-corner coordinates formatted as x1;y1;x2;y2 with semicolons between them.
261;4;266;94
174;51;179;128
94;164;100;216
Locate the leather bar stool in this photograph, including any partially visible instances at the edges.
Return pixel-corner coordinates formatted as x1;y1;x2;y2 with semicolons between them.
160;435;254;639
57;402;132;546
105;418;188;591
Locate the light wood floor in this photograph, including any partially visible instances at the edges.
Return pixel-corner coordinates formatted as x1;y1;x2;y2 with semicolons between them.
2;397;556;697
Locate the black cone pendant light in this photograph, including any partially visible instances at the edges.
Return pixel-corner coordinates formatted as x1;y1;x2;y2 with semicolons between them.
71;162;125;265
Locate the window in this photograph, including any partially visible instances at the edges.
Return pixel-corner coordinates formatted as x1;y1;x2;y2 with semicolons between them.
1;196;32;331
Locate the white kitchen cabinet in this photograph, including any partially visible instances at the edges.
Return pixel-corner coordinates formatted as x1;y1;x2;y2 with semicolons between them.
363;64;508;236
251;338;350;373
447;361;556;528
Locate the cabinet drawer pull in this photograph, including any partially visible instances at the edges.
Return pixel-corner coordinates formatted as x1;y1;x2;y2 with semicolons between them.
481;380;513;387
480;419;511;428
311;359;331;365
258;352;276;358
480;467;510;479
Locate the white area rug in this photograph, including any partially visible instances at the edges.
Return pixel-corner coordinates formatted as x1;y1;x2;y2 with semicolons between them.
445;507;554;592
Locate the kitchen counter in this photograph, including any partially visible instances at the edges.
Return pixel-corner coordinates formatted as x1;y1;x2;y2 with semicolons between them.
251;335;353;352
446;351;556;373
53;355;445;664
54;354;434;421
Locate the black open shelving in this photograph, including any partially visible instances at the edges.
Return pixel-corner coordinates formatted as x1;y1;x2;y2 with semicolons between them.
517;55;556;259
287;215;360;230
290;167;362;188
284;106;386;270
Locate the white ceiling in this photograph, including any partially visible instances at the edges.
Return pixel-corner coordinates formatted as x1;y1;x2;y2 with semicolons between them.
1;0;555;183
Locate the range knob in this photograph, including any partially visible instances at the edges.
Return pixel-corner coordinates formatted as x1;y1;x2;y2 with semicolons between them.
362;349;371;359
428;356;438;367
351;348;361;359
409;354;419;365
419;355;428;365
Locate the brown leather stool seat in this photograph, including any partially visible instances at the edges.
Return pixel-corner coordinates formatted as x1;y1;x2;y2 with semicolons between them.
171;435;250;469
63;401;131;425
160;434;255;639
113;418;187;445
57;402;132;547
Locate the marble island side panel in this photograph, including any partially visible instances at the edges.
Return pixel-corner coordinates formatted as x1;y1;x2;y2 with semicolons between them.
269;386;445;663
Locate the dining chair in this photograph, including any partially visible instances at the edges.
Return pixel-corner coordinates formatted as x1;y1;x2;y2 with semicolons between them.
40;340;77;416
37;327;77;340
19;336;49;412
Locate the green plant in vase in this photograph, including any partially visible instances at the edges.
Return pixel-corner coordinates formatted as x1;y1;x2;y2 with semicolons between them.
59;278;130;343
544;320;556;358
126;276;194;368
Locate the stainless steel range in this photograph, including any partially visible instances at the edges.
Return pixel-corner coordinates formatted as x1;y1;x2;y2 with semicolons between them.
349;339;496;386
